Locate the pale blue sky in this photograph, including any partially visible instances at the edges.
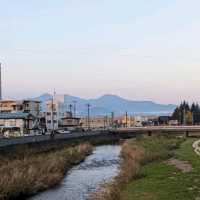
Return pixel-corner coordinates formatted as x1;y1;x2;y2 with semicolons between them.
1;0;200;103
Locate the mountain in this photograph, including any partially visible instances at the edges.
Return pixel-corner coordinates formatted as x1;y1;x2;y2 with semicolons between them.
32;94;176;116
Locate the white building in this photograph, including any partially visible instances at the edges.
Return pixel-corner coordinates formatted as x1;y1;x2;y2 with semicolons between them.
45;100;59;130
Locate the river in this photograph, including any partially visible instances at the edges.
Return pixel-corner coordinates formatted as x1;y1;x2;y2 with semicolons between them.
30;145;121;200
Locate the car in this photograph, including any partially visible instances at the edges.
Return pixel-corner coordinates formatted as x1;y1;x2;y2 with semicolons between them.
57;130;71;134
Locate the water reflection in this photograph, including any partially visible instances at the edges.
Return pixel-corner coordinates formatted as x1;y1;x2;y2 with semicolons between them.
30;145;121;200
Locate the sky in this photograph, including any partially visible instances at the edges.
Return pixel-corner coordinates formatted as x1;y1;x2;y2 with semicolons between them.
1;0;200;104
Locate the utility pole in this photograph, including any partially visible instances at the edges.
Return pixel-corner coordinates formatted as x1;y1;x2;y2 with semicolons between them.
111;112;114;128
51;92;55;137
73;100;77;118
125;111;128;128
69;104;73;114
86;104;91;130
104;116;106;130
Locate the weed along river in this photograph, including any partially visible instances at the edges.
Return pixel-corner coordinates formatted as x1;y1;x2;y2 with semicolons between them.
30;145;121;200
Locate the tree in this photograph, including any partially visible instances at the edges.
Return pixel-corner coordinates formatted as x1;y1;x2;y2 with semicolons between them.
172;101;200;125
186;111;193;125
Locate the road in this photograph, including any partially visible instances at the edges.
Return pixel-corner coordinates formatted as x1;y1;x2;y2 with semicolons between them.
1;126;200;148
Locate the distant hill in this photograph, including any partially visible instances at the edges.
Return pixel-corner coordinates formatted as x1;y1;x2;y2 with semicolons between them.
32;94;176;116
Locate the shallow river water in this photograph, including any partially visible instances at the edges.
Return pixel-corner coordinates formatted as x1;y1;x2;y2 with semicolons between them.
30;145;121;200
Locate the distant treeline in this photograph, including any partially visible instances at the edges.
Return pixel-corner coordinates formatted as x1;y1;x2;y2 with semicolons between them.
172;101;200;125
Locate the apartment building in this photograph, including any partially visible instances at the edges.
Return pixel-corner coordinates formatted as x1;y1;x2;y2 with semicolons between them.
45;100;59;130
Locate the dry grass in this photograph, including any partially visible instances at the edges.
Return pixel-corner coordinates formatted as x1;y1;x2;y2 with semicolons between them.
91;142;145;200
92;136;183;200
0;143;92;200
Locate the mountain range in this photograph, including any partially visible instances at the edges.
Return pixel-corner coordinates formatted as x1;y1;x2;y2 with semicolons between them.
32;93;176;117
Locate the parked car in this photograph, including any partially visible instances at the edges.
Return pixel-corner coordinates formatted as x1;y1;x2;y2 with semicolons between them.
57;130;71;134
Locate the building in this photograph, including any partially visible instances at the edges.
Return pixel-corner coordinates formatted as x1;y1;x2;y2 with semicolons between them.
0;112;37;137
45;100;59;130
81;116;112;130
169;120;179;126
45;99;82;131
0;100;41;117
20;100;41;117
158;116;171;125
121;115;136;127
0;100;16;113
59;117;81;130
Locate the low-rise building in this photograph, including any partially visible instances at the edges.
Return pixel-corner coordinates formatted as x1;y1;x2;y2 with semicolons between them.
21;100;41;117
121;115;136;127
0;112;37;137
169;120;179;126
0;100;17;113
59;117;81;130
0;100;41;117
0;100;42;136
81;117;112;130
158;116;171;125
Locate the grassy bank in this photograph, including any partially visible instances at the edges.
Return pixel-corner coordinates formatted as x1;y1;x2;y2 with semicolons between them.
0;142;93;200
93;136;185;200
116;137;200;200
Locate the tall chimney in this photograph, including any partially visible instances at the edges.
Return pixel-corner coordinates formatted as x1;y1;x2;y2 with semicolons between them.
0;63;2;100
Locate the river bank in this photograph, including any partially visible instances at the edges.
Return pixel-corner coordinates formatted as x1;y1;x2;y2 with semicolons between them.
94;136;200;200
0;141;93;200
92;136;186;200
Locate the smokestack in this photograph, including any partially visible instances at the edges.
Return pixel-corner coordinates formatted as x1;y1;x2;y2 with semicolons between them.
0;63;2;100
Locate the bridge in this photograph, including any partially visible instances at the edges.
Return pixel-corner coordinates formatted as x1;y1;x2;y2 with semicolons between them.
1;126;200;148
110;126;200;137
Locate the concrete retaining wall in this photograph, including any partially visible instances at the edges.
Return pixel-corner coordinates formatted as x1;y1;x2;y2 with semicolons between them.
0;132;106;148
